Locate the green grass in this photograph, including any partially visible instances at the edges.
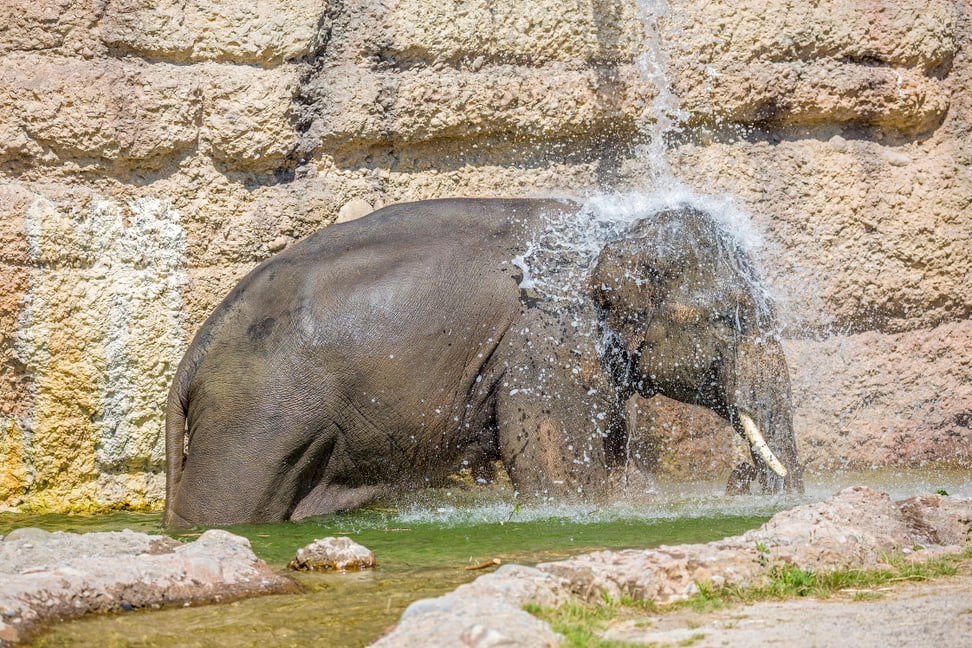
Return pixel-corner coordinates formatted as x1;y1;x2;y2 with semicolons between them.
682;549;966;614
524;600;641;648
526;547;972;647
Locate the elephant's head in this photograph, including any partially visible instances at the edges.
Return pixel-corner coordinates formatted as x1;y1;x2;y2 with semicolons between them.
588;206;804;494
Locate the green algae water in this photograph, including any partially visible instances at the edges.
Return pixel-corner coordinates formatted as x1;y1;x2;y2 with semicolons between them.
1;497;767;646
4;469;970;647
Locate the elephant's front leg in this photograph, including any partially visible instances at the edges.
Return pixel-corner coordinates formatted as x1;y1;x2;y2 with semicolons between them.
494;320;622;502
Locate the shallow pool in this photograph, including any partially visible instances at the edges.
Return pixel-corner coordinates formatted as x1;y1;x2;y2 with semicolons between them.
4;468;969;647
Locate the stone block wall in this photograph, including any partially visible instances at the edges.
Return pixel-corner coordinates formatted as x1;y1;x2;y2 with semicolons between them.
0;0;969;511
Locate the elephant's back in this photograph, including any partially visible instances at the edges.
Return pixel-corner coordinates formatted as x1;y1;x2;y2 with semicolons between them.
294;197;571;259
184;198;575;394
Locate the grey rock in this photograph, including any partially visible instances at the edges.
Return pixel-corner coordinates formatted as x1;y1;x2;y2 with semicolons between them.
288;536;377;572
2;528;51;542
0;528;294;646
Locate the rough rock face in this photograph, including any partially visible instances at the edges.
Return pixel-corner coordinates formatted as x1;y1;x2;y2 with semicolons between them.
370;487;972;646
287;536;377;572
0;0;970;511
0;527;295;645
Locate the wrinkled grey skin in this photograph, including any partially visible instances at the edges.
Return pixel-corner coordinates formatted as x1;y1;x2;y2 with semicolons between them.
164;198;802;527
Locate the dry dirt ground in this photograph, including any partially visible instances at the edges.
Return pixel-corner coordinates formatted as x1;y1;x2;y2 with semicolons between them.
602;573;972;647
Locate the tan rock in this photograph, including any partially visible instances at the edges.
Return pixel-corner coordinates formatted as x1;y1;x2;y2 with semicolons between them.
785;321;972;471
0;528;294;644
201;63;302;172
660;0;955;133
288;537;377;572
0;0;102;57
0;54;200;168
337;198;374;223
673;136;971;334
5;186;187;511
660;0;955;70
98;0;330;65
311;61;652;148
371;0;643;63
674;61;949;135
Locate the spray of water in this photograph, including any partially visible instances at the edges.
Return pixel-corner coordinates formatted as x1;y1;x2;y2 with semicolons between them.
631;0;688;191
517;1;766;305
384;467;972;528
497;0;789;513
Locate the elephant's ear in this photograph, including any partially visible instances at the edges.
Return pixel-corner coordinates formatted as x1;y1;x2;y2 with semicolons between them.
586;239;660;352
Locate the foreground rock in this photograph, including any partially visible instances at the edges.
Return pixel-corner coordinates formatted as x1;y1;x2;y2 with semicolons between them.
288;536;377;572
0;528;295;645
370;487;972;646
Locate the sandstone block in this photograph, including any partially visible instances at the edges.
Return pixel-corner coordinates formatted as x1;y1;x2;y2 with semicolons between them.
0;189;32;433
98;0;330;65
2;188;187;510
662;0;955;71
0;55;200;168
672;137;971;333
675;61;948;135
785;321;972;471
202;64;302;172
660;0;956;134
369;0;642;64
0;418;30;505
0;0;95;56
312;62;652;147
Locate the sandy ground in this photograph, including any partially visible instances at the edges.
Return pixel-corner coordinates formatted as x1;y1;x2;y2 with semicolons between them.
602;574;972;647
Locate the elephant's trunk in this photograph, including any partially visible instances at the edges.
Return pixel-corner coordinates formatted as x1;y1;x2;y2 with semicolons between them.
730;336;804;494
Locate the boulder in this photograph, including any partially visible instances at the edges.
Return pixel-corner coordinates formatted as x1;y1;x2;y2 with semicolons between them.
0;528;295;646
287;536;377;572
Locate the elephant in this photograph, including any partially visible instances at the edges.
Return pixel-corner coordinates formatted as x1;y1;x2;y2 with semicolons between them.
164;198;803;527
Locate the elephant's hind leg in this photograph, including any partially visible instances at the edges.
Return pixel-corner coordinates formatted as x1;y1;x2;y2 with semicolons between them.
290;482;384;520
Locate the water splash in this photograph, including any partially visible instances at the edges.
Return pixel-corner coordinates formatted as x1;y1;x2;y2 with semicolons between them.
393;492;792;527
368;466;972;529
516;0;766;305
518;188;767;308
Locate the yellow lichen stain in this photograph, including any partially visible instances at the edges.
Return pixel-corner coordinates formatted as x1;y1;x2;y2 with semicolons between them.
28;286;102;503
0;418;29;506
14;194;185;514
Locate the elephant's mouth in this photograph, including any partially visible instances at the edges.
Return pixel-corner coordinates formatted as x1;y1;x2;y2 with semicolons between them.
738;412;788;479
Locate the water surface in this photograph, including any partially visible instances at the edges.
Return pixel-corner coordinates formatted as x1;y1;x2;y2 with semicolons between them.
4;469;969;647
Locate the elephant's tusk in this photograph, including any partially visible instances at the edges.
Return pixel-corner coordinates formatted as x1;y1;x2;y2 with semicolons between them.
739;413;788;478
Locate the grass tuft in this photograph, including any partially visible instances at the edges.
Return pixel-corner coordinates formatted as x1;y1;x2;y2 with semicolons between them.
525;548;970;647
